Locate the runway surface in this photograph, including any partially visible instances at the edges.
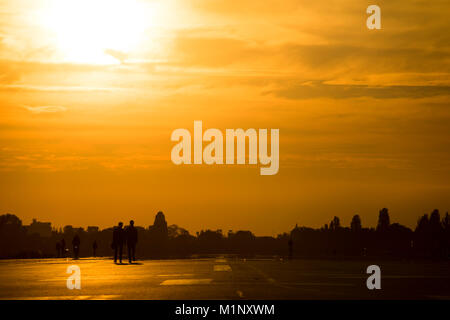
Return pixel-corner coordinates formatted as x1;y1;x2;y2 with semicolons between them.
0;257;448;299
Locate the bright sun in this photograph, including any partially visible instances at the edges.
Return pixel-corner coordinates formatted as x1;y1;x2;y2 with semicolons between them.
41;0;154;64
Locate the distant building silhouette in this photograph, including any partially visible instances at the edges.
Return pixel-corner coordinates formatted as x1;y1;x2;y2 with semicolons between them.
1;208;449;260
150;211;168;238
63;225;74;235
27;219;52;238
147;212;169;257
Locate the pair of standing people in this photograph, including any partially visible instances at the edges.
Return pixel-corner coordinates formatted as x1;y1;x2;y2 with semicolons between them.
112;220;138;264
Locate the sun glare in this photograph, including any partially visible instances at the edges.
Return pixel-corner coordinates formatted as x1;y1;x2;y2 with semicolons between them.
40;0;154;64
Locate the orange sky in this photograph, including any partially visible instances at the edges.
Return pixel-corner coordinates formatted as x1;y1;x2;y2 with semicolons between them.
0;0;449;235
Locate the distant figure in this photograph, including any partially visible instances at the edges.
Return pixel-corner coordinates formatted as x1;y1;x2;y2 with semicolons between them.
112;222;125;263
288;237;293;260
126;220;138;263
92;240;98;257
72;234;80;259
56;241;61;258
60;239;66;258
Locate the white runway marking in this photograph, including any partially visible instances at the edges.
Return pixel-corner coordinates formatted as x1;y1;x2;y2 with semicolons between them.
157;274;195;278
39;275;143;281
214;265;231;272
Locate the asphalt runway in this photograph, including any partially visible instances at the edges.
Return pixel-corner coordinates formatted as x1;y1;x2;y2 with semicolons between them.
0;257;448;300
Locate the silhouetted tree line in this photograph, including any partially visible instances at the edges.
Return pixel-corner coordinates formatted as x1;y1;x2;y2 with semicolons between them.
0;209;449;259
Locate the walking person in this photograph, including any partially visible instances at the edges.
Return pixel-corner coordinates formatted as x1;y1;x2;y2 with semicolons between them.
126;220;138;263
112;222;125;264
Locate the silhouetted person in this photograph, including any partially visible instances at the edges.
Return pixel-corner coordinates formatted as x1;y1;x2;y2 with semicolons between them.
92;240;98;257
60;239;66;258
72;234;80;259
112;222;125;263
126;220;138;263
56;241;61;258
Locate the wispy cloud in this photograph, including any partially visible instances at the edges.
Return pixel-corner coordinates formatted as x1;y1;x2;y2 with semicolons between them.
23;105;67;114
269;81;450;100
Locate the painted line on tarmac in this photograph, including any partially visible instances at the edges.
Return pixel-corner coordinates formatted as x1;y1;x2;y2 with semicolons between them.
157;273;196;278
160;279;213;285
214;265;232;272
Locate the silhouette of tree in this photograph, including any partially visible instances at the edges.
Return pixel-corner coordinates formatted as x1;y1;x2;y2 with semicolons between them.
330;216;340;230
0;213;22;229
0;214;27;258
228;231;255;254
198;230;224;253
415;214;430;257
350;215;362;232
377;208;390;232
168;224;189;239
0;214;23;233
415;214;429;233
429;209;442;232
428;209;444;257
229;230;255;242
443;212;450;258
0;208;449;260
443;212;450;230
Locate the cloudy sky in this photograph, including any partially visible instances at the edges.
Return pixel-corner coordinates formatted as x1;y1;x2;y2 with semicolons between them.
0;0;449;234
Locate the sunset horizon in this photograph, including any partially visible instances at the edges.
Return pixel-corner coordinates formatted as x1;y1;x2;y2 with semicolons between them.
0;0;449;305
1;0;449;236
4;205;448;237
